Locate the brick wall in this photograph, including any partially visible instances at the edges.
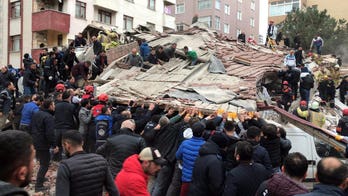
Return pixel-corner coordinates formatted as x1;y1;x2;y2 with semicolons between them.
106;42;139;63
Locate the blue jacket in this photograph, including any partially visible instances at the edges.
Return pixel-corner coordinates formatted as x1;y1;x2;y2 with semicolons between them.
296;183;345;196
20;101;39;125
95;114;113;147
176;137;205;182
140;42;150;60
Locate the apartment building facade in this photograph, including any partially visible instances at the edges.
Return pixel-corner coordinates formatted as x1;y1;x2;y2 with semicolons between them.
173;0;260;41
1;0;176;67
269;0;348;24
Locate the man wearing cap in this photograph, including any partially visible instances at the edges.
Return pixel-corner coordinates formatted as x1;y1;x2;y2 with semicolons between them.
336;109;348;136
115;147;166;196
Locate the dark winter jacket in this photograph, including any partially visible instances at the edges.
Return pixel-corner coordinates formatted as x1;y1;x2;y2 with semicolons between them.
63;51;79;69
156;51;169;62
176;136;205;182
96;128;146;178
93;40;103;55
256;173;308;196
74;37;86;47
56;151;119;196
247;140;273;171
31;109;56;150
23;58;34;70
164;46;176;58
22;69;37;87
55;101;76;129
223;162;270;196
189;140;225;196
148;53;159;64
300;74;314;90
20;101;39;126
261;137;281;168
0;180;29;196
339;79;348;103
296;183;345;196
0;89;14;115
336;116;348;136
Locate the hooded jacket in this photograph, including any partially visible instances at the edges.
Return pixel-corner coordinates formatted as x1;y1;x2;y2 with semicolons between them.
115;154;150;196
188;140;225;196
256;173;308;196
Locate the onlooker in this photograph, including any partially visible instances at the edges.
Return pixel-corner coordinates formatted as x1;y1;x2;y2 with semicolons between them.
0;130;35;196
256;152;309;196
31;99;58;192
78;99;92;150
23;63;39;95
261;124;282;173
23;53;34;70
0;81;16;130
140;39;150;61
336;108;348;136
0;66;17;91
97;119;146;178
71;61;91;88
19;94;43;134
56;130;119;196
92;36;103;56
125;48;143;67
278;127;292;165
176;122;206;196
164;43;177;59
246;126;272;171
183;46;198;65
223;141;270;196
115;147;166;196
296;157;348;196
189;132;230;196
74;32;86;47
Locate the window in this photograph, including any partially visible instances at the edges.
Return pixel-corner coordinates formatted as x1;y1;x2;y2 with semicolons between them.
198;0;212;10
224;4;230;15
269;0;300;17
236;29;241;37
75;1;86;19
11;35;20;52
215;16;220;30
177;23;184;31
215;0;221;10
123;15;133;31
148;0;155;10
147;22;155;30
251;1;255;10
98;10;112;24
176;4;185;14
250;17;255;27
223;24;230;34
198;16;212;28
237;10;242;20
11;1;20;18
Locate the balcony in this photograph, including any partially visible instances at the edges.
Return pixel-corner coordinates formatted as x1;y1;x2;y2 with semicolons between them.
32;10;70;33
164;0;175;6
163;14;176;29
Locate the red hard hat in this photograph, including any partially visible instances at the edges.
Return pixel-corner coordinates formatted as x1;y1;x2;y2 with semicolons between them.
282;81;289;85
84;85;94;94
55;83;65;92
98;93;108;102
300;100;307;106
343;108;348;116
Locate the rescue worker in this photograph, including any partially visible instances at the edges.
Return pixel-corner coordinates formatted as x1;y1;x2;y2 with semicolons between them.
336;108;348;136
309;101;325;128
293;100;309;121
278;81;293;111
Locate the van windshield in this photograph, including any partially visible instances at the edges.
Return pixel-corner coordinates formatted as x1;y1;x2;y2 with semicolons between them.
314;137;345;158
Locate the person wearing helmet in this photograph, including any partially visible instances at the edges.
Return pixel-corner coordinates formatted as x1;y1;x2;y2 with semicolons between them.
293;100;309;121
278;81;294;111
92;93;108;117
82;85;94;100
336;109;348;136
308;101;325;128
55;83;66;92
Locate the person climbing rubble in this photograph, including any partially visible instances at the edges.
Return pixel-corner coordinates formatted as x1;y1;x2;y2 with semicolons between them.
183;46;198;66
277;81;294;112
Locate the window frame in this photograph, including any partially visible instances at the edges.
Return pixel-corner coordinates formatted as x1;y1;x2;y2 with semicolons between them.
148;0;156;10
215;16;220;30
176;3;185;14
198;16;212;28
251;0;255;10
223;23;230;34
75;1;86;19
98;10;112;24
237;10;242;21
11;35;21;52
123;15;134;31
176;23;184;31
215;0;221;10
250;17;255;27
224;4;230;15
198;0;212;10
11;1;21;19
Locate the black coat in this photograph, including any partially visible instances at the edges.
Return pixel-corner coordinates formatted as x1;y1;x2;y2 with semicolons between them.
189;140;225;196
63;51;79;69
261;137;281;168
223;162;270;196
247;140;273;171
96;128;146;178
300;74;314;90
339;79;348;103
22;69;37;87
31;109;56;150
93;40;103;55
54;101;76;129
0;180;29;196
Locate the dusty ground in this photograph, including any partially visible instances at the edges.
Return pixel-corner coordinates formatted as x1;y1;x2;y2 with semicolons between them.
25;160;59;196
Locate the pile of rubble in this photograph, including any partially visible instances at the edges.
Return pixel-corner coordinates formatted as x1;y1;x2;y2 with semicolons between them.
95;25;286;113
